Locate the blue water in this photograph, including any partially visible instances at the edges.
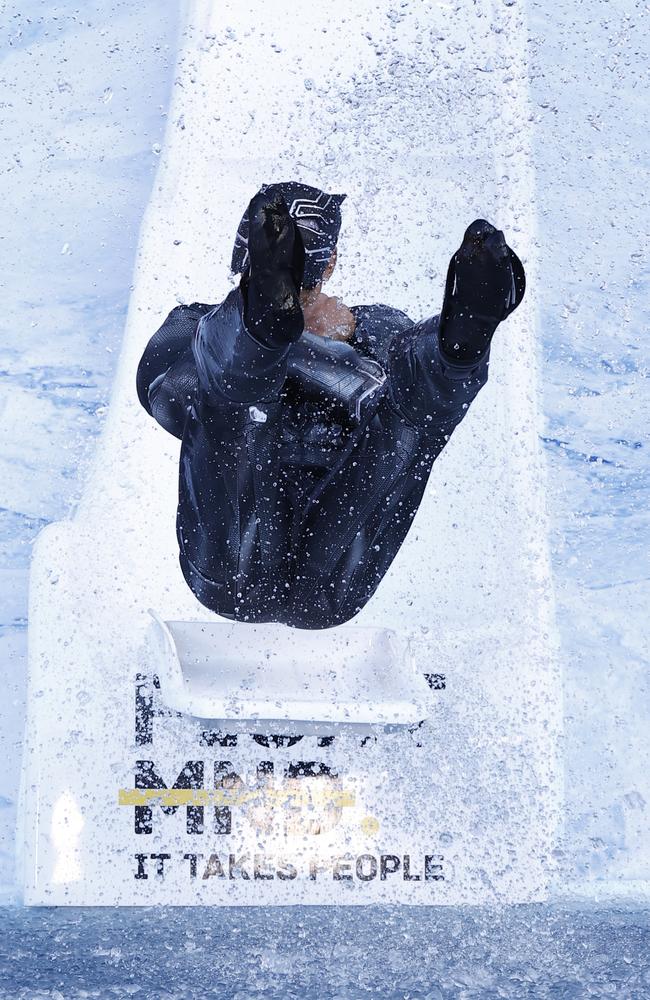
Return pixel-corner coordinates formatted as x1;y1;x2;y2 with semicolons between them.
1;905;649;998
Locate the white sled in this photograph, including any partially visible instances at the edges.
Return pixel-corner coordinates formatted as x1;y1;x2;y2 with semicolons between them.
19;0;563;905
145;611;433;734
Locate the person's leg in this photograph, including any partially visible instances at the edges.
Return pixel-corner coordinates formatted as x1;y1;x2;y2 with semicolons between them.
177;386;295;622
240;187;305;349
179;192;304;621
439;219;526;363
283;222;525;628
283;338;489;630
192;188;304;406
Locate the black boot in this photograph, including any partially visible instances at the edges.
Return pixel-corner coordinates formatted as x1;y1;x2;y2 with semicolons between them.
241;187;306;349
439;219;526;364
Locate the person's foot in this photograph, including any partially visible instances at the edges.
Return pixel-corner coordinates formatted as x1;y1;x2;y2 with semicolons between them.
439;219;526;364
242;188;306;349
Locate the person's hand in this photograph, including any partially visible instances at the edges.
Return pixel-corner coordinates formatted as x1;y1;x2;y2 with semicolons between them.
301;292;356;342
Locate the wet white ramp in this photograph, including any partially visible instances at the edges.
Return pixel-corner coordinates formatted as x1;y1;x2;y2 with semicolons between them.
20;0;562;904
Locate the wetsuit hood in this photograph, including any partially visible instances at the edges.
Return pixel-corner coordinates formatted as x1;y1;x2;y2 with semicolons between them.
231;182;346;289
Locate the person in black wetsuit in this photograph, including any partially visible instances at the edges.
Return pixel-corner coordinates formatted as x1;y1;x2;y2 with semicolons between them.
136;181;525;629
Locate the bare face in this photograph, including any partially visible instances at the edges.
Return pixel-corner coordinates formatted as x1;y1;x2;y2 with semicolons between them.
299;247;356;342
299;247;338;306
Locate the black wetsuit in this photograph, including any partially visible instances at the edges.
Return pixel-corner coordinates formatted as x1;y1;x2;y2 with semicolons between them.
136;287;489;628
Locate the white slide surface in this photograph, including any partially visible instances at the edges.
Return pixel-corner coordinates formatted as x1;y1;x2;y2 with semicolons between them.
20;0;563;904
